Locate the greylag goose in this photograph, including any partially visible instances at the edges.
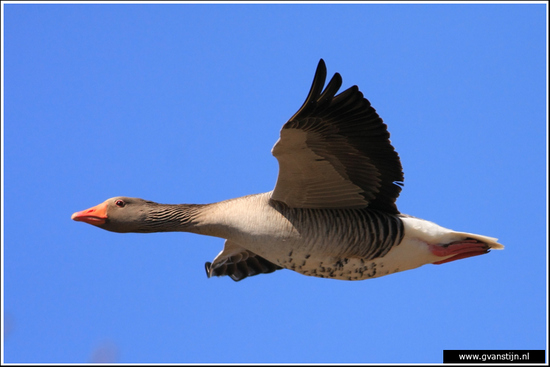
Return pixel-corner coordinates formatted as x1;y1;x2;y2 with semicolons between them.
72;59;503;282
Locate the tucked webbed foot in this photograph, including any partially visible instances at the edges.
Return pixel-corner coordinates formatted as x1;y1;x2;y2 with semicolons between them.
429;239;490;265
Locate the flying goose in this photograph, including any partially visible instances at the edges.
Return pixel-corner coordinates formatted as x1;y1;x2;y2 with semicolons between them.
72;59;503;282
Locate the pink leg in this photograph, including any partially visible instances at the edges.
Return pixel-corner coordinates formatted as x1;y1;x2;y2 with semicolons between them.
429;239;490;265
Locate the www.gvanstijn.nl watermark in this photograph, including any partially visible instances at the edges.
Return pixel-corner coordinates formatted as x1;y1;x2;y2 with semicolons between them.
443;350;545;363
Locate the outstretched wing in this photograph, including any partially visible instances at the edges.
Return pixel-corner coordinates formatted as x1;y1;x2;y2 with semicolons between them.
271;59;403;214
205;240;283;282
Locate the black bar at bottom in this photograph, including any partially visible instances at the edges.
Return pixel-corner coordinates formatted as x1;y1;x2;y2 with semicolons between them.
443;350;545;363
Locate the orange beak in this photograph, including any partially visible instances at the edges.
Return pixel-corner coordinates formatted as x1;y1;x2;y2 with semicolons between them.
71;202;108;225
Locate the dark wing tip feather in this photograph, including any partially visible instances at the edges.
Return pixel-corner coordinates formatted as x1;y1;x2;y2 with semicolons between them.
205;256;283;282
205;262;213;278
288;59;328;120
317;73;343;109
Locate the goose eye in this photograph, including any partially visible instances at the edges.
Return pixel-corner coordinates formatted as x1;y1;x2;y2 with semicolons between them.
115;200;125;208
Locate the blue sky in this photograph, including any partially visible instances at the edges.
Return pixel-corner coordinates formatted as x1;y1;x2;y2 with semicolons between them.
3;2;547;364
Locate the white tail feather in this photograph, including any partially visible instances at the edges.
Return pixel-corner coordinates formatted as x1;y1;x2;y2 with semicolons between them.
401;216;504;249
452;231;504;250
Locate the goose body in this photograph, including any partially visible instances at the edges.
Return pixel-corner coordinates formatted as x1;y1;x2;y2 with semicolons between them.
72;60;503;282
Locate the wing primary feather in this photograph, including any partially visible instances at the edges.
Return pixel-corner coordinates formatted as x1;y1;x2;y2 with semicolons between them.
316;73;343;111
288;59;328;120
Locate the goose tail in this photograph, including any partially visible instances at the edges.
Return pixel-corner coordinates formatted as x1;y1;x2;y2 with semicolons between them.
452;231;504;250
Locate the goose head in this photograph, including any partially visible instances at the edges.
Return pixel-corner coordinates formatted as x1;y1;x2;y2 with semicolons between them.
71;197;153;233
